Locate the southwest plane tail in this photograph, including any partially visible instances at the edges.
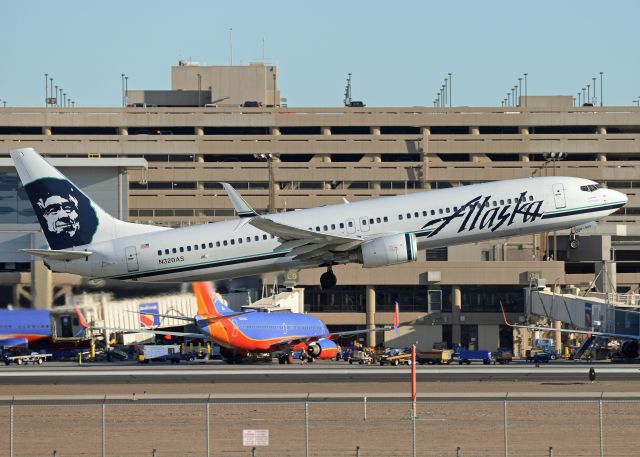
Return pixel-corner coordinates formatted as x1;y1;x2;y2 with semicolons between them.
11;148;165;256
193;282;237;318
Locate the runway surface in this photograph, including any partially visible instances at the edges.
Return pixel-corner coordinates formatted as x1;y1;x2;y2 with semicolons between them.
2;360;639;385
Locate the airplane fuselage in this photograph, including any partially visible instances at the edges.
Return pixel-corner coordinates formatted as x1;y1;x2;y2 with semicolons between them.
45;176;627;282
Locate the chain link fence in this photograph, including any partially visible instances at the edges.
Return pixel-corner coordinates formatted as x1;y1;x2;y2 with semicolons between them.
1;395;639;456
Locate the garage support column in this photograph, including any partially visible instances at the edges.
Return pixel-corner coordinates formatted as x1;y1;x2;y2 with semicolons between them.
420;127;430;190
597;127;607;161
452;285;462;345
366;285;376;348
195;127;204;136
119;127;128;136
43;127;52;136
519;127;530;162
553;320;563;354
31;260;52;309
371;153;381;191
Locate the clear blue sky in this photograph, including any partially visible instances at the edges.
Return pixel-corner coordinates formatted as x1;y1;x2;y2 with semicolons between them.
2;0;639;107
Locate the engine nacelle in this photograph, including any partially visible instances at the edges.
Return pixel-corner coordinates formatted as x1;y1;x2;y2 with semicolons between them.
621;340;639;358
357;233;417;268
307;338;339;359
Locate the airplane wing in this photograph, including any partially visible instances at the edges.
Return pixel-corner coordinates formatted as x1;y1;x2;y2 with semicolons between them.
20;249;91;261
500;301;640;341
249;216;363;261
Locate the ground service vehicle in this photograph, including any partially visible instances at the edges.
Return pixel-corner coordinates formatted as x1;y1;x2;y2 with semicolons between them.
494;349;513;364
379;349;412;366
137;345;183;364
3;352;51;365
349;349;374;364
417;349;454;365
459;349;494;365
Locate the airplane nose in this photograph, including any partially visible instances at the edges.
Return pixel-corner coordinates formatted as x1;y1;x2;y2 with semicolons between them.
611;189;628;205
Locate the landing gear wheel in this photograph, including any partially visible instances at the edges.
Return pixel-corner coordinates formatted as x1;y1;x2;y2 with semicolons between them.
320;269;337;290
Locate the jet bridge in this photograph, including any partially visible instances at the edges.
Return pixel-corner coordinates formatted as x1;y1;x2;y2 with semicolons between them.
525;287;640;336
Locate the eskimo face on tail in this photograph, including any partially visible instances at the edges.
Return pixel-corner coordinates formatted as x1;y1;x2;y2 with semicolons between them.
25;177;99;249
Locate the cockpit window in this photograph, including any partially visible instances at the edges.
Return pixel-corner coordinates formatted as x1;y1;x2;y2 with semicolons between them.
580;184;601;192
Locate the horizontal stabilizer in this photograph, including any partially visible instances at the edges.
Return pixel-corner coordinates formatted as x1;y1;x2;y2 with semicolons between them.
21;249;92;261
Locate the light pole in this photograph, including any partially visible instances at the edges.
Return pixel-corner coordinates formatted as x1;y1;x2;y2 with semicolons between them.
54;85;58;107
599;72;603;107
273;73;277;107
448;72;452;107
582;88;586;105
254;153;279;213
524;73;528;107
578;92;581;106
59;88;63;108
121;74;125;107
125;76;129;106
518;78;522;107
44;73;48;107
592;77;596;104
587;84;591;104
197;73;202;107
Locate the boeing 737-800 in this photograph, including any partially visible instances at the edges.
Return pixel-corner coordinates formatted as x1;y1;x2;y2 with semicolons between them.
11;147;627;289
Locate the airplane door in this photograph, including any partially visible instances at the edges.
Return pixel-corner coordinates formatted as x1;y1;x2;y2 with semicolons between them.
552;184;567;209
125;246;139;272
231;321;239;338
345;218;356;234
359;216;370;232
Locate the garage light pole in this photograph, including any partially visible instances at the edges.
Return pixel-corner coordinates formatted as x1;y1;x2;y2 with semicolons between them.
254;153;279;213
599;72;603;107
197;73;202;107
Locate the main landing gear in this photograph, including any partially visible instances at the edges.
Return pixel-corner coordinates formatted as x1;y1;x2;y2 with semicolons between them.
320;266;337;290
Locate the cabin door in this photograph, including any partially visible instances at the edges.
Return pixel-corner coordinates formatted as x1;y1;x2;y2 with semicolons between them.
345;218;356;234
125;246;139;272
552;183;566;209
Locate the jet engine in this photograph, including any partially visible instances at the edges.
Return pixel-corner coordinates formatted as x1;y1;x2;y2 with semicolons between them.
307;338;339;359
355;233;417;268
621;340;639;358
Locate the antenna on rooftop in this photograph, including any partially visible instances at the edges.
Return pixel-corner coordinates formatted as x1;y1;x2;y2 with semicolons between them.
344;73;352;107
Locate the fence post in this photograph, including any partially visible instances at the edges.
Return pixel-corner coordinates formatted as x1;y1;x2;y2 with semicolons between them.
102;399;106;457
10;399;14;457
503;398;508;457
206;397;211;457
305;400;309;457
598;398;604;457
356;445;360;457
412;401;416;457
363;396;367;421
548;446;553;457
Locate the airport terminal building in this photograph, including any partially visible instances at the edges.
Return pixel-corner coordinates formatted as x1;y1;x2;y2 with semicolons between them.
1;61;639;352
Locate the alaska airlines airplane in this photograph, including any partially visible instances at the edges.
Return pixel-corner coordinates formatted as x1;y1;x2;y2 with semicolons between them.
11;147;628;289
78;282;395;363
0;309;52;347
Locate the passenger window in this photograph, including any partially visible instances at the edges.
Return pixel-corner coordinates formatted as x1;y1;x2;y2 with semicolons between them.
179;247;184;253
187;246;192;251
422;211;427;216
223;241;227;246
246;237;251;242
316;226;320;231
439;209;443;214
238;238;242;244
376;217;381;223
362;220;367;225
194;245;199;250
493;201;498;207
369;218;374;224
529;196;534;201
216;241;221;247
201;243;206;249
383;216;388;222
172;248;177;254
445;208;450;213
208;242;213;248
157;250;162;256
340;223;345;228
323;225;328;231
254;236;259;241
331;224;336;230
348;221;353;227
230;239;235;245
499;200;504;205
406;214;411;219
430;210;435;215
164;249;169;255
271;234;275;238
507;199;512;204
398;215;403;220
453;206;457;212
263;235;267;240
414;212;419;218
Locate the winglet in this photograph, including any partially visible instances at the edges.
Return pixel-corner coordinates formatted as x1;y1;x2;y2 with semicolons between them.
74;305;91;329
221;182;258;218
499;301;513;328
393;301;400;335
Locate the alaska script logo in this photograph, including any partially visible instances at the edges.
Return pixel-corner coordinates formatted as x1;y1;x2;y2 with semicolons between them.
24;177;99;250
422;191;544;238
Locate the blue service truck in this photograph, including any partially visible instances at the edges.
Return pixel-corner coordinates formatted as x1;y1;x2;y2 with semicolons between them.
458;349;494;365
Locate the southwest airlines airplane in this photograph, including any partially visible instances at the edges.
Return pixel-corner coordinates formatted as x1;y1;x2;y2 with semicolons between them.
0;309;52;347
11;147;628;289
77;282;396;363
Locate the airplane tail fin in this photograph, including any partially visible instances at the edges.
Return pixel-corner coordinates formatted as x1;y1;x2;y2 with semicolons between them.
393;301;400;335
10;148;164;250
193;282;236;318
